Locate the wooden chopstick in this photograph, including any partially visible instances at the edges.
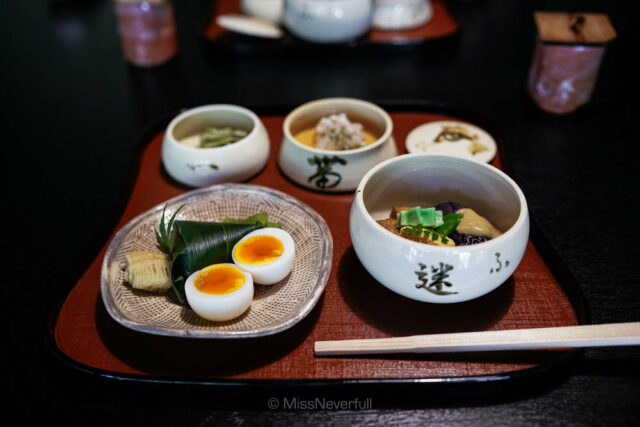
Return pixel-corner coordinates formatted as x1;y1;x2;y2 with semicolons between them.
314;322;640;356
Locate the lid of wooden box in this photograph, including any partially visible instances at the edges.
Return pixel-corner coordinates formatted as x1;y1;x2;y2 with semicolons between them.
534;12;616;45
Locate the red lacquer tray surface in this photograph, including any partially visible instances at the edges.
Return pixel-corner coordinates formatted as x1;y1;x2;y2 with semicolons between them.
54;112;578;381
203;0;458;46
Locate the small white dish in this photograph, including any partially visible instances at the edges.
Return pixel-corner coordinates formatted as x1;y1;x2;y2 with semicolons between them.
241;0;284;23
372;0;432;30
278;97;397;192
217;14;283;39
405;120;497;163
350;154;529;303
283;0;373;44
162;105;270;188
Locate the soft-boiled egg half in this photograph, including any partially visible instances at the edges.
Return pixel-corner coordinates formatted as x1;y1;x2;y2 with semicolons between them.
184;263;253;321
232;228;295;285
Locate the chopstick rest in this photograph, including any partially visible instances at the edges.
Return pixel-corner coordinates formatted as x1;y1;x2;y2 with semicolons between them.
314;322;640;356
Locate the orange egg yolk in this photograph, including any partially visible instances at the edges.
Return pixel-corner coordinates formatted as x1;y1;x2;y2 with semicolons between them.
234;235;284;265
194;264;245;295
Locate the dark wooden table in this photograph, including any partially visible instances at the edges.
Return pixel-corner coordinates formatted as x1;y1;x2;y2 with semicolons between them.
4;0;639;424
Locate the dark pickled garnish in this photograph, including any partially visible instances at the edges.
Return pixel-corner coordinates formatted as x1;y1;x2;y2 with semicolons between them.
435;201;467;215
449;233;491;246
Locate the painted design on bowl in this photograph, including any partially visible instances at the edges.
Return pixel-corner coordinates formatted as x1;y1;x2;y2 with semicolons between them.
307;155;347;190
434;125;488;155
490;252;511;274
186;162;219;171
414;262;457;296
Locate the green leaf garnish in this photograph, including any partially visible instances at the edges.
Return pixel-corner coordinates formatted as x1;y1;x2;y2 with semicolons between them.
155;204;185;257
399;224;451;245
435;213;463;237
222;213;281;228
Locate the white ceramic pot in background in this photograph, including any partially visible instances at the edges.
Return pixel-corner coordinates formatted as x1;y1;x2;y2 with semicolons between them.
162;105;270;188
241;0;284;23
372;0;432;30
350;154;529;303
278;98;397;192
284;0;373;43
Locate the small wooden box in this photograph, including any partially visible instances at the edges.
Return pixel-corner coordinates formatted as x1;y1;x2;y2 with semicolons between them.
528;12;616;114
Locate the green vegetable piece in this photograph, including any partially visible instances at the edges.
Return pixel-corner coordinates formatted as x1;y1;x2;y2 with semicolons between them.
397;206;423;227
199;127;248;148
434;210;444;227
397;206;445;228
419;207;436;227
435;213;464;236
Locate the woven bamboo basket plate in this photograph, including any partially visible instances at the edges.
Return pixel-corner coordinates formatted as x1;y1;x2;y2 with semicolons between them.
100;183;333;338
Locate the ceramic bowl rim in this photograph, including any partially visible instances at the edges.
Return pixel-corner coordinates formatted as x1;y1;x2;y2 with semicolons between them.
282;97;393;155
286;0;372;7
353;153;529;251
165;104;262;153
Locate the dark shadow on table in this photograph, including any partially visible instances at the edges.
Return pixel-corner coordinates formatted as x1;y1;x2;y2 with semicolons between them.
95;293;322;378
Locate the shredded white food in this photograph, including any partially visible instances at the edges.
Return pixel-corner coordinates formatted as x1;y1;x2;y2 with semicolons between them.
315;113;366;150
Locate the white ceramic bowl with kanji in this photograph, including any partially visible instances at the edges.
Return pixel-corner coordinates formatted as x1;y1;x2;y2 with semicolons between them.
278;97;396;192
349;153;529;303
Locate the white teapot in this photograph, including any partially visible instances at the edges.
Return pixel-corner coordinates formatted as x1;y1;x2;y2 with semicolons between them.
283;0;373;43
